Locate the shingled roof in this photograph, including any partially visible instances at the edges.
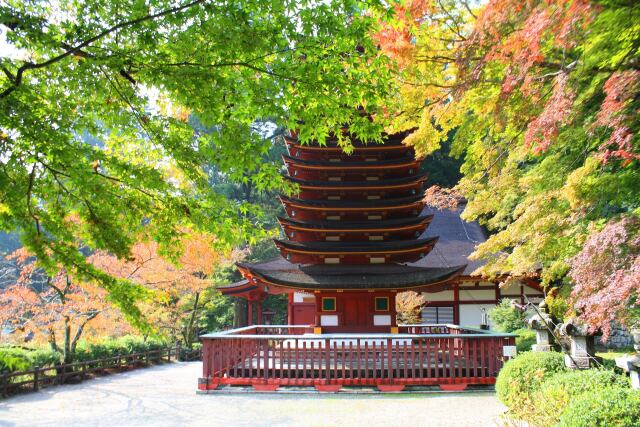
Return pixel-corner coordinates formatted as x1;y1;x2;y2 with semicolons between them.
237;261;464;290
414;205;487;276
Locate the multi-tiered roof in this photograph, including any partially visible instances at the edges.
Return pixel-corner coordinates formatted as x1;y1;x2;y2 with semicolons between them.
223;131;464;295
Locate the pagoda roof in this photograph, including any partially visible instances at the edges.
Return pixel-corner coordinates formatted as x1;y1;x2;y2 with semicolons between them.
284;172;428;189
277;214;433;231
273;237;438;254
237;260;464;290
285;140;413;154
217;279;258;296
280;194;424;210
284;134;407;148
282;154;422;169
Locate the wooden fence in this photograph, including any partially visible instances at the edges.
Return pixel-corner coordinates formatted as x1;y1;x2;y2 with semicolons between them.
1;342;201;398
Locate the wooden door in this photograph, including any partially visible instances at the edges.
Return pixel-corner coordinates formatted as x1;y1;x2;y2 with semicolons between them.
343;297;369;328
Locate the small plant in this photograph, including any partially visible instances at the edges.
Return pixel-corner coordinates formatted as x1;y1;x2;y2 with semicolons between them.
489;299;526;333
495;351;566;422
558;387;640;427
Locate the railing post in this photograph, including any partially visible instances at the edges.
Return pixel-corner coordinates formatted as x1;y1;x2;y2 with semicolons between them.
1;372;8;397
33;367;39;392
324;339;330;381
175;341;182;362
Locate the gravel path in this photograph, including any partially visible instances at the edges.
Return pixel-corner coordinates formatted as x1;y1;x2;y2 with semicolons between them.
0;362;506;427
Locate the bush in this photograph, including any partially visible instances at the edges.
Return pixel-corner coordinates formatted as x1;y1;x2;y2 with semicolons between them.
531;369;630;426
28;348;62;367
514;328;536;353
74;335;167;362
489;299;526;332
558;387;640;427
0;347;32;373
0;347;62;373
495;351;566;421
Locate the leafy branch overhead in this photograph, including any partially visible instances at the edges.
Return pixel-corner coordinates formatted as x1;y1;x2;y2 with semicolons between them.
0;0;395;322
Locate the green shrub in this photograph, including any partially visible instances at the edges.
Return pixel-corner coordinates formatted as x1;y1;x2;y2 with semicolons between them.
490;299;526;332
28;348;62;367
514;328;536;353
532;369;630;426
74;335;168;362
495;351;566;421
0;347;32;373
558;387;640;427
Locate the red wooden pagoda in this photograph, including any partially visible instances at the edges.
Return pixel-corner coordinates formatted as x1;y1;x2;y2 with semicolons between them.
219;131;464;333
201;131;519;393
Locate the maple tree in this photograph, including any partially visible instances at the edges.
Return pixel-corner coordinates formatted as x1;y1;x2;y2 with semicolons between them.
0;249;128;363
569;216;640;337
89;231;237;346
378;0;639;328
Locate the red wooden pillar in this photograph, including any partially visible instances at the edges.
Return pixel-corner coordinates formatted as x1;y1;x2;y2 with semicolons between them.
390;291;398;327
257;301;263;325
314;292;322;328
453;283;460;324
287;293;294;325
248;300;254;325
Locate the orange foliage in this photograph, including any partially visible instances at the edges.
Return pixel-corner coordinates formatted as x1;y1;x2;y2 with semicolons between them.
89;231;233;341
0;248;128;348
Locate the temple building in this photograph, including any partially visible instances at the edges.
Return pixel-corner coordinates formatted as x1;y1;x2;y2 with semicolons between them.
219;131;543;332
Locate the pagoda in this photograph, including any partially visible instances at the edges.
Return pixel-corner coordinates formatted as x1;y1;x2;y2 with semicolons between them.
220;131;465;333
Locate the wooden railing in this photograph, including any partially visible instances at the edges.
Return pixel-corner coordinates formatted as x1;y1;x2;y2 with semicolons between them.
199;325;516;392
1;342;201;398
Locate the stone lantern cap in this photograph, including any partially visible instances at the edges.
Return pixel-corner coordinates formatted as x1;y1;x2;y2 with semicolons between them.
528;301;554;330
556;317;601;337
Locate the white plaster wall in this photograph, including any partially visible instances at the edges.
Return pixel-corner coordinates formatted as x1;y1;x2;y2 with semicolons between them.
422;290;454;302
459;304;497;328
459;289;496;301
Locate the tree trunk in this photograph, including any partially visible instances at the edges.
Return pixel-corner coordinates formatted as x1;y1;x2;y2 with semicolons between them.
63;316;72;364
183;292;200;350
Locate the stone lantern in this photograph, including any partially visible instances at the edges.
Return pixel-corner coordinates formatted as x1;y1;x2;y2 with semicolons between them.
556;318;601;369
528;301;555;352
615;325;640;390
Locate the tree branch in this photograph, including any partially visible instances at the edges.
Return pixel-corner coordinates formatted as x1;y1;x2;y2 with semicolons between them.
0;0;208;98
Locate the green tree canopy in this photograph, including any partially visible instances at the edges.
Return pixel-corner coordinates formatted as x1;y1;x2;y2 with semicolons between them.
0;0;394;326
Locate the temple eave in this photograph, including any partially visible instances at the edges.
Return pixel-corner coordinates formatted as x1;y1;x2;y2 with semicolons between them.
237;263;466;291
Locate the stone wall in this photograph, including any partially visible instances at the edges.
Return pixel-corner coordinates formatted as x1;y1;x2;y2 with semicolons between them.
598;324;633;349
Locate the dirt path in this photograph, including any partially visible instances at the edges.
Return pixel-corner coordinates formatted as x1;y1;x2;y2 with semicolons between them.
0;362;506;426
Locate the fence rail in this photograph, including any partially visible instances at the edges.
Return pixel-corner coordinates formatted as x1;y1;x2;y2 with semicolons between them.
1;343;201;398
199;325;516;392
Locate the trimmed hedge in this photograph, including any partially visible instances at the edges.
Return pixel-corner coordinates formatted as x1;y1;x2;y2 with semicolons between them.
495;351;566;421
558;387;640;427
1;336;168;374
74;335;167;362
531;369;630;426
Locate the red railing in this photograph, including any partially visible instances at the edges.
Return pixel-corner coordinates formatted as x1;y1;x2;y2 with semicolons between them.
199;325;516;392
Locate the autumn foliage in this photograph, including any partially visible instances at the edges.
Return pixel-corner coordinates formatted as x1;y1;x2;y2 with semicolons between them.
0;248;128;362
378;0;640;331
569;216;640;337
